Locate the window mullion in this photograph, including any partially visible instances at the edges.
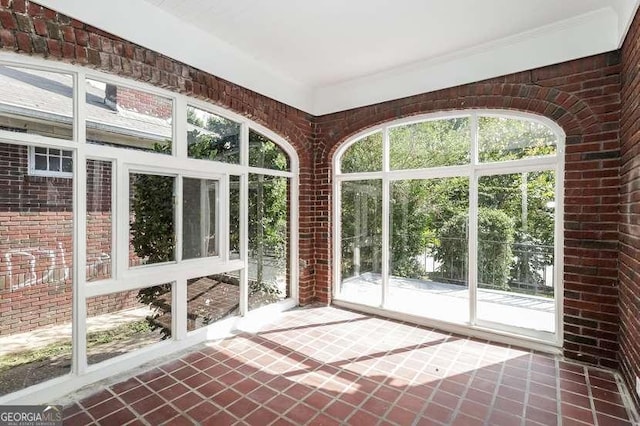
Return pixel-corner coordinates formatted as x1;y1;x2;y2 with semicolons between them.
468;113;479;326
381;127;390;308
72;69;88;375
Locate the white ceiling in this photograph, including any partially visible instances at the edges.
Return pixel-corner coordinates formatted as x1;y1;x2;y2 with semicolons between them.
36;1;640;115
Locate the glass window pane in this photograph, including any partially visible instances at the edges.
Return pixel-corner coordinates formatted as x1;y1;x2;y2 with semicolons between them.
187;272;240;332
61;157;73;173
86;283;173;365
478;116;557;162
477;172;556;332
187;106;240;164
340;132;382;173
388;178;469;322
248;174;289;310
0;66;73;140
48;156;61;172
62;150;72;157
390;117;470;169
182;177;218;260
34;147;46;154
249;130;290;171
339;179;383;307
229;176;241;260
49;149;60;156
129;173;176;267
34;154;47;170
86;79;172;154
87;160;112;282
0;142;73;396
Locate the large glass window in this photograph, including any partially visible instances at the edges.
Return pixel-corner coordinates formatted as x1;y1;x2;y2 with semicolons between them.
335;112;561;342
477;171;556;332
0;142;73;396
182;177;218;260
86;284;173;365
249;130;290;171
0;57;298;401
86;159;113;281
388;177;469;323
86;79;173;153
187;272;240;331
187;106;240;164
129;173;176;267
339;180;383;307
390;117;470;169
0;66;73;140
248;174;290;310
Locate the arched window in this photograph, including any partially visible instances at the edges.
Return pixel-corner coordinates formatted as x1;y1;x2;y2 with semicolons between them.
334;111;563;345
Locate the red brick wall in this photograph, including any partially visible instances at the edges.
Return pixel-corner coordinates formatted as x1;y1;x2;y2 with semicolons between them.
111;85;172;120
0;142;133;334
0;0;632;371
619;8;640;408
313;53;622;369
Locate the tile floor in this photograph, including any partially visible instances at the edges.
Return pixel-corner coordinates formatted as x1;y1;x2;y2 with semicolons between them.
62;306;637;425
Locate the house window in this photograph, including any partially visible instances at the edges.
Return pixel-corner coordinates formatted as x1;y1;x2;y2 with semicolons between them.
29;146;73;177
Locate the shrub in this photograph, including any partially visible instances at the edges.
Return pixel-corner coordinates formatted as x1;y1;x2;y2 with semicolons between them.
434;207;515;290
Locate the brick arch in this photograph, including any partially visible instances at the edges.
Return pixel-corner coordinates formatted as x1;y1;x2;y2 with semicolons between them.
313;66;622;369
320;82;597;165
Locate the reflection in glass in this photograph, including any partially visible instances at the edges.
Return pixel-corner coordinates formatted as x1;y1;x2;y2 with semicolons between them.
249;130;289;171
182;178;218;260
86;79;172;154
0;66;73;140
387;178;469;322
479;116;556;162
477;172;555;332
248;174;289;310
390;118;470;169
339;180;383;307
187;272;240;331
341;132;382;173
187;106;240;164
87;160;112;281
129;173;176;267
86;284;172;365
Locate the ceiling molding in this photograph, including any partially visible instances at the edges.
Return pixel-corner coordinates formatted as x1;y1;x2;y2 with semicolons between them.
36;0;314;112
311;7;619;115
36;1;639;116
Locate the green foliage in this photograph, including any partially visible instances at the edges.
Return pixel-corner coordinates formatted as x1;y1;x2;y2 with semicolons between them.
249;130;289;171
187;106;241;163
434;208;515;290
341;132;382;173
130;174;175;264
340;115;556;294
132;131;290;319
478;116;556;162
389;117;470;169
477;208;516;290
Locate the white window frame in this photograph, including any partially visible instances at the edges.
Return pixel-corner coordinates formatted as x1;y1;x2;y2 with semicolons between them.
28;145;74;178
0;52;299;405
333;109;565;352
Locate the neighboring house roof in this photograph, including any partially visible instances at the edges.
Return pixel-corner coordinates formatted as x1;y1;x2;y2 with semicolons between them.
0;66;172;141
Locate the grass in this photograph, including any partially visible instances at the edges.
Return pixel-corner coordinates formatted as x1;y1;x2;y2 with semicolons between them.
0;319;153;372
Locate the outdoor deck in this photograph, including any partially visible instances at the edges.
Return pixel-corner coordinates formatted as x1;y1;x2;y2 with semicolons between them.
339;273;555;332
